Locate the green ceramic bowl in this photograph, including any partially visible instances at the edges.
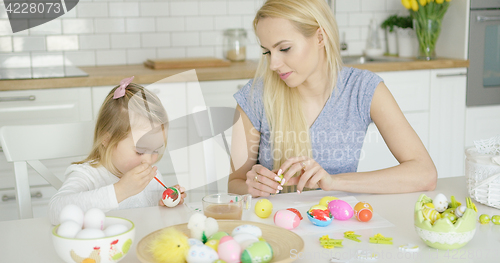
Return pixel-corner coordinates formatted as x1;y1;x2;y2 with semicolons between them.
414;194;477;250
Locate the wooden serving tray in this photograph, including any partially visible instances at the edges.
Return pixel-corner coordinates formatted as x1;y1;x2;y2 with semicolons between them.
144;57;231;70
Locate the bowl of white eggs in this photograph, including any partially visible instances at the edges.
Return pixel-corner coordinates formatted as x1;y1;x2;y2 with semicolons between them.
52;205;135;263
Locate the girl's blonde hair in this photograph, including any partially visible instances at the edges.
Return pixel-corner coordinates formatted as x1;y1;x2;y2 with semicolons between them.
253;0;343;170
75;83;168;176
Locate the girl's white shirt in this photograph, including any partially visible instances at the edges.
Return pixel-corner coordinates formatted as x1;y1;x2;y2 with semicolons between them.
48;162;165;225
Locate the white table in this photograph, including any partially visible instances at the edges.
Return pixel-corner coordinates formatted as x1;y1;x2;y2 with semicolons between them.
1;176;500;262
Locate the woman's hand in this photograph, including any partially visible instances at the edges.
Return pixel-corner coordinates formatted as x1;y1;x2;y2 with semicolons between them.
279;156;332;193
159;185;187;207
114;162;157;203
246;164;283;197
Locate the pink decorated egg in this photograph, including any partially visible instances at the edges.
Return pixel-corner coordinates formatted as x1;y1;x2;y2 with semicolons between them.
218;236;241;263
273;209;301;230
328;199;353;220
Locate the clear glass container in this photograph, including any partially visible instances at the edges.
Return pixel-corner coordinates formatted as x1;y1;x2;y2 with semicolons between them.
223;28;247;62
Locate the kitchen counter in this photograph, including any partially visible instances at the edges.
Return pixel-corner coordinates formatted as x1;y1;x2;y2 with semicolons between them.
0;58;469;91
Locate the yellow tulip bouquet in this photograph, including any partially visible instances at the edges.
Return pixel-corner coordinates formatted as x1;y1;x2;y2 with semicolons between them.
401;0;451;60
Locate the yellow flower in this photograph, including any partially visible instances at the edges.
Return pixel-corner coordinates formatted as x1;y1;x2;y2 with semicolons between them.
445;0;451;2
436;0;444;4
419;0;427;6
401;0;411;9
411;0;419;11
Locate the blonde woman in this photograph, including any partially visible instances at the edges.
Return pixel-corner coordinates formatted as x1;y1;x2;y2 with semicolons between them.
48;77;186;225
228;0;437;197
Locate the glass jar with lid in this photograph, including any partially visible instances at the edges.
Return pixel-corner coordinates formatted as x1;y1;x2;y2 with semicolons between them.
223;28;247;62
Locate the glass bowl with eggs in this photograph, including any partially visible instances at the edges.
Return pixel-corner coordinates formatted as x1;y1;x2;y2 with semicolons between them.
414;193;477;250
52;205;135;263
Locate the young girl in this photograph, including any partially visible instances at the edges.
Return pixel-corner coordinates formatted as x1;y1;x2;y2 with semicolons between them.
49;77;186;225
228;0;437;197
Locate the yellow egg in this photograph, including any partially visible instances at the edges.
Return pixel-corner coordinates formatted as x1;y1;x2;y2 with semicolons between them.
309;204;328;213
205;239;219;251
319;196;338;207
424;203;435;209
254;199;273;218
422;207;441;224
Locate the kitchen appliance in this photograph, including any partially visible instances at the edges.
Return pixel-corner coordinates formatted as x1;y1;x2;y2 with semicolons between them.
467;0;500;106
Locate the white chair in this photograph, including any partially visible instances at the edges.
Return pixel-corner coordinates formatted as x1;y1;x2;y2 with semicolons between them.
0;122;94;219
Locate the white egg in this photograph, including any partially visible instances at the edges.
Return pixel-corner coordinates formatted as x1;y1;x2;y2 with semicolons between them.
188;238;204;247
59;204;84;227
104;224;129;237
455;205;467;217
57;220;81;238
433;193;449;213
231;224;262;238
75;228;105;239
232;233;258;249
186;244;219;263
83;208;105;230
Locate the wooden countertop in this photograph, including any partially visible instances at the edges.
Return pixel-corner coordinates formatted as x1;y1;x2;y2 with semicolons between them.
0;58;469;91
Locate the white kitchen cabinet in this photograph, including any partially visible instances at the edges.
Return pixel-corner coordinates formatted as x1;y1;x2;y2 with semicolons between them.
357;68;467;179
0;87;92;221
429;68;467;178
465;105;500;147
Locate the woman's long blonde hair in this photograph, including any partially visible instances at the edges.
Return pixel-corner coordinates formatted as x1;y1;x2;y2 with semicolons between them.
75;83;168;176
253;0;343;170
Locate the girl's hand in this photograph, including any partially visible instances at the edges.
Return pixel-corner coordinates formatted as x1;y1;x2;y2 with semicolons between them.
279;156;333;193
158;185;187;207
246;164;283;197
114;162;157;203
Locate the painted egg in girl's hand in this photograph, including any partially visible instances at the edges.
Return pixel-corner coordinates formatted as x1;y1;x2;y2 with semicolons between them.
162;187;181;207
328;200;354;220
274;209;301;230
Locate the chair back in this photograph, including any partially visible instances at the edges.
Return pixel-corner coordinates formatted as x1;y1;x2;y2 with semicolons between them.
0;121;94;219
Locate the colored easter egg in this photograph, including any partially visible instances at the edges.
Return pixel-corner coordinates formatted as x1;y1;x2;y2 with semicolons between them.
328;200;354;220
479;214;490;224
306;211;332;227
188;238;203;247
319;196;338;207
491;215;500;225
233;233;259;249
353;202;373;222
218;236;241;263
454;205;467;217
187;244;219;263
433;193;448;212
241;241;273;263
209;231;229;241
162;187;181;207
441;211;457;223
205;239;219;251
286;208;303;220
231;225;262;238
273;209;301;230
422;207;441;224
254;199;273;218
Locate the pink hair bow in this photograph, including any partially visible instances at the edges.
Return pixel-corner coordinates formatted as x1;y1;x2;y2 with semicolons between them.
113;76;135;99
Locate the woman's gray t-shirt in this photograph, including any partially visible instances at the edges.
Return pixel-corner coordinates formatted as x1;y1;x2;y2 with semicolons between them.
233;67;383;175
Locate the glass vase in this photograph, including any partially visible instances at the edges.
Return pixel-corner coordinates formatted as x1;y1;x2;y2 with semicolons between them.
413;19;442;60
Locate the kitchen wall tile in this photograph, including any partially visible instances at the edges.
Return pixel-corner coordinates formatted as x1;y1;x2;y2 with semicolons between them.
348;13;373;27
336;0;361;13
186;17;214;31
228;1;256;15
242;15;255;29
140;2;169;17
13;36;45;52
386;0;407;12
0;68;32;79
63;5;77;18
126;18;155;32
64;50;96;66
187;46;214;57
141;33;170;48
94;18;126;33
246;30;257;44
79;35;110;50
199;1;226;15
246;44;261;60
215;45;224;59
346;40;365;55
77;2;108;18
157;17;185;32
200;31;222;46
0;3;8;19
158;47;186;58
171;32;199;47
29;20;61;35
343;27;362;41
127;48;156;64
31;52;64;67
215;16;242;30
63;19;94;34
46;35;79;51
0;36;12;52
0;20;13;35
254;0;266;10
0;53;30;68
361;0;386;12
335;13;349;27
170;1;198;16
109;2;139;17
32;66;64;78
111;34;141;49
96;49;127;66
